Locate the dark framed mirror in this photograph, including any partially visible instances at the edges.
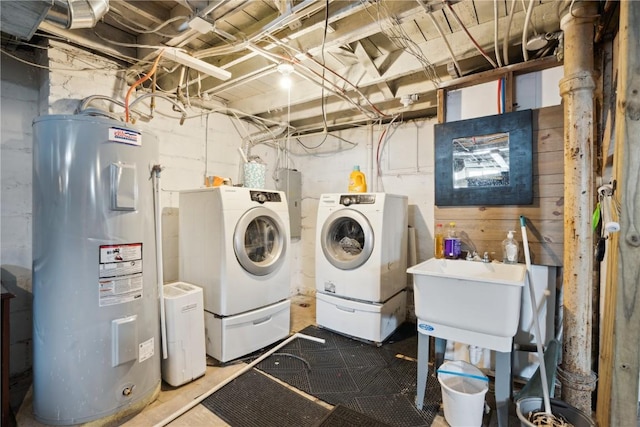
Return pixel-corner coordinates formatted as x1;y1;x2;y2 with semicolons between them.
434;109;533;206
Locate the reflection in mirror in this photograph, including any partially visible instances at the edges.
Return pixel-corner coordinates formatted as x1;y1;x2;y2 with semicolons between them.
452;132;510;189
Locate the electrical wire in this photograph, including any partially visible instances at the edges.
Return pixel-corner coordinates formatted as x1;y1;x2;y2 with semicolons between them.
444;1;497;68
424;8;461;77
375;115;401;177
320;0;330;133
363;0;440;86
92;30;172;50
0;45;123;72
261;34;387;119
108;9;188;37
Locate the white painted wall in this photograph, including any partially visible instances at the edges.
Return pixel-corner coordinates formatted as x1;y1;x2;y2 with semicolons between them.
0;49;39;376
446;65;563;121
289;118;437;296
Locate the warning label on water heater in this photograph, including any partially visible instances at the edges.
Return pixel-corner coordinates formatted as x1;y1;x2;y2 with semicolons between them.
109;127;142;146
99;243;144;307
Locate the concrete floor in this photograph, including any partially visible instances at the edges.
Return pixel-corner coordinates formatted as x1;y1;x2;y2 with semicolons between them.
12;294;447;427
12;294;630;426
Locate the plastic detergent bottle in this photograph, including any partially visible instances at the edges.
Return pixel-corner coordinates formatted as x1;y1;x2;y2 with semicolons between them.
434;223;444;259
502;230;519;264
348;166;367;193
444;222;461;259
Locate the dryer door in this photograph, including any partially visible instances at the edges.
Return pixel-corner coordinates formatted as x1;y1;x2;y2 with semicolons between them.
320;209;374;270
234;207;288;276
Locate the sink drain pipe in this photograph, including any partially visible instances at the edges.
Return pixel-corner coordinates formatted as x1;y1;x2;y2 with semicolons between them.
153;332;325;427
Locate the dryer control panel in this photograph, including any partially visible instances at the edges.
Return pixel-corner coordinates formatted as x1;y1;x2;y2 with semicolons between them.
340;194;375;206
250;190;282;204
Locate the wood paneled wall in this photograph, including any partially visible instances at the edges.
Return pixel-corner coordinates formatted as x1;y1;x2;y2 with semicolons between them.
435;105;564;267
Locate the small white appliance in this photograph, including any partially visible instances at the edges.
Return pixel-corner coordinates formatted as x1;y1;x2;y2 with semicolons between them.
179;186;291;362
161;282;206;387
315;193;408;342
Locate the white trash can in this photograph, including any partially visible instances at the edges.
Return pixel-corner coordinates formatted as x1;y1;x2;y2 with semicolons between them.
161;282;206;387
437;360;489;427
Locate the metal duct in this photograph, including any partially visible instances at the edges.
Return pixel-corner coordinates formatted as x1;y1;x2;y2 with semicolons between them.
46;0;109;29
242;125;287;157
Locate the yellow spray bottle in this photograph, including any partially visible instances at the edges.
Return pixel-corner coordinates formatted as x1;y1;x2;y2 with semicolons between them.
348;166;367;193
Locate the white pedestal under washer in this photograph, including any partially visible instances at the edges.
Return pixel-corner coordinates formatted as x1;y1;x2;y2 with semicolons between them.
315;193;408;342
179;186;291;361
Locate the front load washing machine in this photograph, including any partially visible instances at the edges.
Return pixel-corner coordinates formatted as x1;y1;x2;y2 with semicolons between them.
315;193;408;342
179;186;291;362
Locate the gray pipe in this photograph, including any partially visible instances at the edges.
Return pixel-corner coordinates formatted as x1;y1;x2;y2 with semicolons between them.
46;0;109;30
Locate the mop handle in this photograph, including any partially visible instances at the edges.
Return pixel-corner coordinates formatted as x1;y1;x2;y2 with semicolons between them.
519;215;552;415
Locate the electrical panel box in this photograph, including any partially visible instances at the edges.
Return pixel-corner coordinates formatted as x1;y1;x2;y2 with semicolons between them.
277;169;301;239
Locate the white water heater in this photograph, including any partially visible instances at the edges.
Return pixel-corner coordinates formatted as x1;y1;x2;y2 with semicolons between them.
32;115;161;425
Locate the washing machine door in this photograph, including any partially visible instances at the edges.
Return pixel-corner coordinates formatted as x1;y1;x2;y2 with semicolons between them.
234;206;288;276
320;209;374;270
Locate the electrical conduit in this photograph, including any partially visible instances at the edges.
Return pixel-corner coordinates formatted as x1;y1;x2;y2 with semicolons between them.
151;165;168;360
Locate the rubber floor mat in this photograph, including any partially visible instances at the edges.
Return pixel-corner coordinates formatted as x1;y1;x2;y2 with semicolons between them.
256;324;442;427
201;369;329;427
315;404;394;427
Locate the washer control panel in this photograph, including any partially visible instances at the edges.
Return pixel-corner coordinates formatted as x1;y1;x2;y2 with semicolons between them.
339;194;375;206
250;190;282;203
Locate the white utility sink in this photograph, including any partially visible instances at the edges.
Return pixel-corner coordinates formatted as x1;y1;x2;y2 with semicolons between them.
407;257;527;351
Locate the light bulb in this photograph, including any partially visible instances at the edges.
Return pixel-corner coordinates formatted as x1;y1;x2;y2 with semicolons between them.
280;75;292;89
277;63;294;89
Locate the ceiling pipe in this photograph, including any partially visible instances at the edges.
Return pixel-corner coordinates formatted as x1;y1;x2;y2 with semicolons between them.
45;0;109;29
521;0;535;61
503;0;517;65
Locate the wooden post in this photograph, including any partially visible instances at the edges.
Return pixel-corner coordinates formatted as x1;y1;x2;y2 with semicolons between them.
599;2;640;425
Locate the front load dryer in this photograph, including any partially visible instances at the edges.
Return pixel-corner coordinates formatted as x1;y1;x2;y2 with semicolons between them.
179;186;291;362
315;193;408;342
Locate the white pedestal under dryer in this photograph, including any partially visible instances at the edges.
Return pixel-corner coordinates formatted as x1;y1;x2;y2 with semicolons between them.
179;187;291;362
315;193;408;342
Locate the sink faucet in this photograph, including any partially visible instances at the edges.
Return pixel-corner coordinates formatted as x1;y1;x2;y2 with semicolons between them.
483;252;491;263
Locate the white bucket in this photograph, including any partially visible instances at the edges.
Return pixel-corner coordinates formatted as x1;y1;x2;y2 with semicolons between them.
243;162;266;189
437;360;489;427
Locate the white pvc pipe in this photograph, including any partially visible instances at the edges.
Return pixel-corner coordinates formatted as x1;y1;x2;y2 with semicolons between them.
520;216;552;415
152;166;168;360
503;0;517;66
493;0;503;68
522;0;535;62
153;332;326;427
